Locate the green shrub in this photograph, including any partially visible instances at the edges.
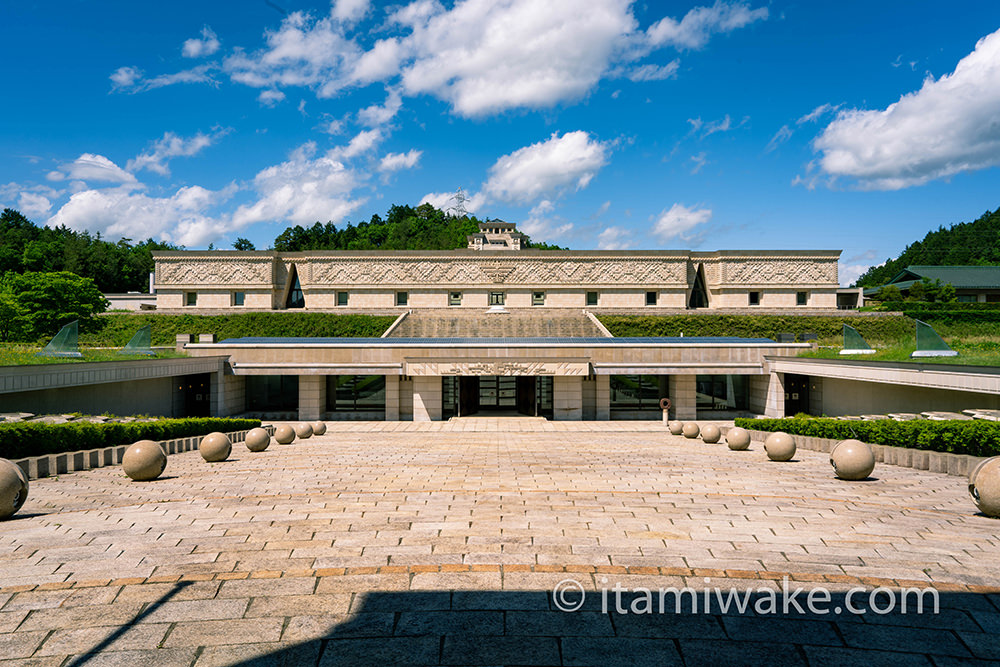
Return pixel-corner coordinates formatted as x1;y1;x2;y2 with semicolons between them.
734;416;1000;457
597;314;913;343
83;312;397;346
870;301;1000;312
0;417;261;459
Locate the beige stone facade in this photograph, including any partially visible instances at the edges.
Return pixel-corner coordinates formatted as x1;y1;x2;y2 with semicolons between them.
153;248;841;311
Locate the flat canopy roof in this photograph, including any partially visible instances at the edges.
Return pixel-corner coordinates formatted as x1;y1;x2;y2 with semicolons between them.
216;336;778;345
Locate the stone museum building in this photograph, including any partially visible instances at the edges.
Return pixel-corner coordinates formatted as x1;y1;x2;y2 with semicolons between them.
145;222;844;422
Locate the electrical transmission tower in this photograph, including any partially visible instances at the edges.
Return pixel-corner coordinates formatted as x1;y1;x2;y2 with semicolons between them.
446;188;469;218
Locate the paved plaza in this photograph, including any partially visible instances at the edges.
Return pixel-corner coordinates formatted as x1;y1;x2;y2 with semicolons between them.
1;420;999;665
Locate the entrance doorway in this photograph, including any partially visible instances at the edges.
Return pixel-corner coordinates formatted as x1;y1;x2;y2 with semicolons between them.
442;376;553;418
784;374;811;416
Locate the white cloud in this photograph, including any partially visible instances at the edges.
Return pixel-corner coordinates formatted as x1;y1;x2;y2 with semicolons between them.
47;184;234;247
624;61;680;82
350;37;405;84
230;142;365;228
127;130;226;176
332;0;370;24
399;0;638;117
838;263;874;287
689;152;708;174
814;28;1000;190
378;149;421;172
258;89;286;106
518;200;573;244
766;124;793;152
58;154;137;185
110;66;142;89
419;191;455;210
182;26;221;58
597;225;633;250
652;203;712;243
328;128;382;159
18;192;52;218
111;64;217;92
357;89;402;127
797;103;838;125
482;131;609;204
647;1;768;50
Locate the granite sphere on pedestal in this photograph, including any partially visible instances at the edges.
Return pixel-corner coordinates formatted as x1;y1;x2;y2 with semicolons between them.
764;432;796;462
310;421;327;436
122;440;167;481
830;439;876;480
682;422;700;439
294;423;314;439
199;432;232;462
726;427;751;451
274;425;296;445
668;420;684;435
969;456;1000;518
701;424;721;444
245;428;271;452
0;459;29;519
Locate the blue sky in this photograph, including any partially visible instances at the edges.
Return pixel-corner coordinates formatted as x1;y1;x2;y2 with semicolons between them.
3;1;1000;285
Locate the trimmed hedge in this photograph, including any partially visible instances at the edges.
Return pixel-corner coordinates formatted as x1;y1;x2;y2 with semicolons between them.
734;416;1000;457
597;314;913;342
0;417;261;460
871;301;1000;311
83;312;397;346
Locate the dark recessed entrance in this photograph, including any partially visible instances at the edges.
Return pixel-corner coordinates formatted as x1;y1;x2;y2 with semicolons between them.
443;376;553;418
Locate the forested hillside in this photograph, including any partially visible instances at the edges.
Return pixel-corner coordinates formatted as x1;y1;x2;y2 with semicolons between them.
272;202;563;251
0;208;176;293
856;206;1000;287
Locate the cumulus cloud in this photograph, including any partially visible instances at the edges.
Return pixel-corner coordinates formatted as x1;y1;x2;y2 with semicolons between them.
647;1;768;50
258;89;286;106
378;149;421;172
110;66;143;89
230;142;365;228
182;26;221;58
47;184;234;247
332;0;370;24
127;129;227;176
813;28;1000;190
357;89;402;127
482;131;609;204
652;203;712;243
597;225;633;250
517;200;573;244
57;154;138;185
18;192;52;218
328;129;382;159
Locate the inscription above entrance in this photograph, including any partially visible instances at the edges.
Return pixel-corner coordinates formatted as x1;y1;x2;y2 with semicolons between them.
406;360;590;376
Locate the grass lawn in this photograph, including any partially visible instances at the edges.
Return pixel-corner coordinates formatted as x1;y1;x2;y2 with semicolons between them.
0;345;185;366
799;337;1000;366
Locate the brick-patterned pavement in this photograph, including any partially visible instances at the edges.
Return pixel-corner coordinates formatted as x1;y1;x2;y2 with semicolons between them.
1;420;998;665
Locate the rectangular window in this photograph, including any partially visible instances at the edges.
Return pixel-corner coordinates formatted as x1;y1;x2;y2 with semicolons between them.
796;291;808;306
337;291;348;306
610;375;669;411
696;375;750;412
586;291;598;307
185;292;197;307
449;291;462;306
327;375;386;413
489;292;505;306
396;291;408;306
957;294;977;303
232;291;245;307
646;291;657;306
532;291;545;306
748;291;760;306
245;375;299;412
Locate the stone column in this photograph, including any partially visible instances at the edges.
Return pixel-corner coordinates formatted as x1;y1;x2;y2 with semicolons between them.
553;376;583;421
385;375;400;421
298;375;326;420
594;375;610;421
669;375;696;420
412;376;442;421
764;372;785;418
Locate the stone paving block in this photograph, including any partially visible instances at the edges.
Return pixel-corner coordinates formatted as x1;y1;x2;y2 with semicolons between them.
956;631;1000;661
216;576;316;598
506;610;614;637
836;622;971;657
801;646;935;667
18;604;144;632
0;630;48;659
282;613;395;643
679;639;809;667
319;637;440;666
721;616;842;646
195;640;323;667
163;617;285;647
396;610;504;637
0;610;28;634
48;648;200;667
245;593;352;618
137;598;249;624
112;581;221;605
35;623;171;656
440;635;561;666
562;636;684;667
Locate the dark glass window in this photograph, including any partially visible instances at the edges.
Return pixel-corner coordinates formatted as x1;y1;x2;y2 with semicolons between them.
337;291;348;306
532;291;545;306
646;291;657;306
489;292;505;306
286;274;305;309
748;291;760;306
185;292;197;306
233;291;245;306
449;292;462;306
586;291;598;306
327;375;386;412
396;291;408;306
245;375;298;411
610;375;668;410
796;291;807;306
696;375;749;411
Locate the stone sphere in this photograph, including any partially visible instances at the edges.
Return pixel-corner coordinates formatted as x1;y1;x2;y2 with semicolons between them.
245;428;270;452
0;459;29;520
726;427;751;451
122;440;167;481
311;421;327;436
701;424;721;444
274;425;296;445
199;432;232;462
668;420;684;435
682;422;700;439
764;432;796;462
294;423;314;439
830;439;876;480
969;456;1000;518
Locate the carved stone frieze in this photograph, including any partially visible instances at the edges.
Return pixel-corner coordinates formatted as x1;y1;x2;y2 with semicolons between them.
722;259;837;285
406;360;590;376
157;259;272;285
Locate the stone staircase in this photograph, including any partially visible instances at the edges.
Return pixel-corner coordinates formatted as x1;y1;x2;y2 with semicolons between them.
387;308;608;338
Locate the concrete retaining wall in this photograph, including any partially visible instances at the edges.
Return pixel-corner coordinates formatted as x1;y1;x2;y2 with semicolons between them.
12;425;276;481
